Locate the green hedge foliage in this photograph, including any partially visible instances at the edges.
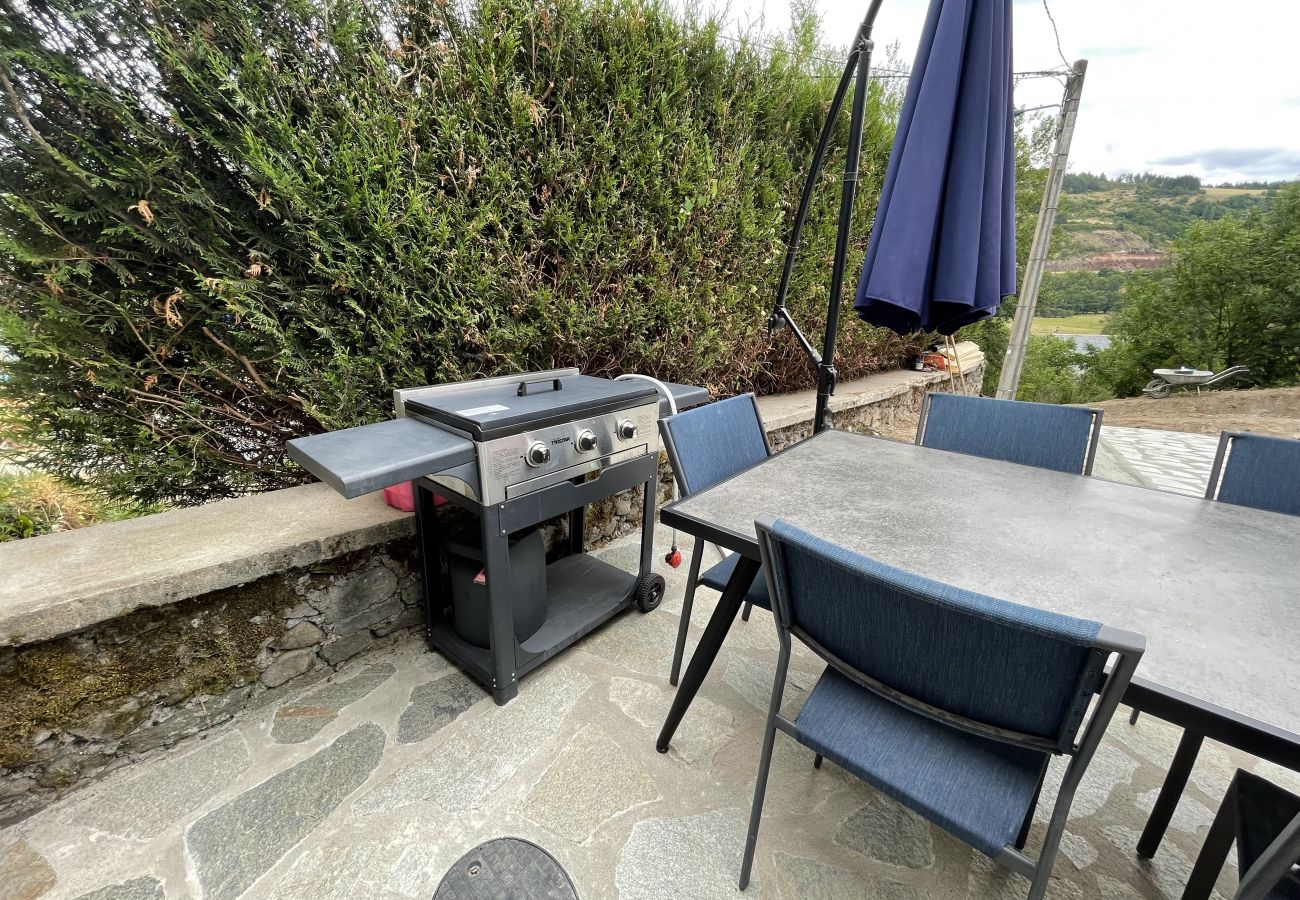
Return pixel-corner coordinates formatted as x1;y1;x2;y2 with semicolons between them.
0;0;926;505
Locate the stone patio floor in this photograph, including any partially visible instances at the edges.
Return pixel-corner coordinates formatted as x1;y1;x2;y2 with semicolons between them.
4;516;1299;900
1092;427;1220;497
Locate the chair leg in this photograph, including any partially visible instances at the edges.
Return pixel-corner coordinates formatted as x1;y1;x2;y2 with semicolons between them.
1181;773;1238;900
1129;707;1141;725
669;551;704;687
813;753;823;770
740;641;792;891
741;601;752;622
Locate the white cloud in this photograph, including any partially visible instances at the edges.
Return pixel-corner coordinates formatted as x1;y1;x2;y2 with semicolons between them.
673;0;1300;184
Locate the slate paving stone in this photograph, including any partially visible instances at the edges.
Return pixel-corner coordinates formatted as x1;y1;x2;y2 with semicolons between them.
394;671;485;744
0;839;56;900
834;792;935;870
771;852;922;900
65;732;250;840
965;853;1072;900
1059;831;1099;870
186;722;386;900
73;876;166;900
1036;742;1138;824
609;676;734;766
1134;787;1215;836
1094;427;1218;497
576;611;682;678
521;724;658;843
722;654;817;715
1103;823;1222;900
614;807;754;899
271;663;397;743
267;806;452;900
354;666;590;817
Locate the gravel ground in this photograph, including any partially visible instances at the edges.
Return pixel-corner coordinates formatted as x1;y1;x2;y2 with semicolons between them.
1094;387;1300;438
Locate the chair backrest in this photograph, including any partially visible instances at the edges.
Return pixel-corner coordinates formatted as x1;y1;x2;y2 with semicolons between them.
1206;432;1300;518
916;392;1102;475
659;394;770;497
756;517;1135;753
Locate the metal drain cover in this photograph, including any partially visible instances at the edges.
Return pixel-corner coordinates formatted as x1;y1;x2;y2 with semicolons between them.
433;837;577;900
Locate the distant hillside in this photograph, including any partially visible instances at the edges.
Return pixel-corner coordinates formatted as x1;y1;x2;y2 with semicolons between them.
1036;173;1292;319
1046;174;1287;273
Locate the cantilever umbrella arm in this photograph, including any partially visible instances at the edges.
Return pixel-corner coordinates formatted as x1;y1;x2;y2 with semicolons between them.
768;0;885;433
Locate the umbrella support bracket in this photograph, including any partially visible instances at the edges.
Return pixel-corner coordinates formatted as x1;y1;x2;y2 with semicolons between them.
768;306;822;367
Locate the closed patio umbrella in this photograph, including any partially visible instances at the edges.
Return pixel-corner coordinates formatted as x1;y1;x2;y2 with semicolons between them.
768;0;1017;432
854;0;1016;335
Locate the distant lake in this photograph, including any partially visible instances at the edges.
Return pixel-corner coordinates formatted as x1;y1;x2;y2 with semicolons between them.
1053;333;1111;352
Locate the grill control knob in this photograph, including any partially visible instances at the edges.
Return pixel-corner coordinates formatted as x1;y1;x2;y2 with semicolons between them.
526;441;551;468
616;420;638;441
576;429;598;453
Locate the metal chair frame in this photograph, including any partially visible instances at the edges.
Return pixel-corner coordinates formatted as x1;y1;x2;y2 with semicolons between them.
1183;770;1300;900
658;394;772;686
740;515;1145;899
1206;430;1237;501
915;392;1105;476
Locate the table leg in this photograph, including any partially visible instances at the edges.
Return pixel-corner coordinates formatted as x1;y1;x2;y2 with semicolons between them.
657;555;760;753
1137;730;1204;858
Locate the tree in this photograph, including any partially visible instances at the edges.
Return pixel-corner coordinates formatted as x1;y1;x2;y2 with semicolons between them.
1095;184;1300;395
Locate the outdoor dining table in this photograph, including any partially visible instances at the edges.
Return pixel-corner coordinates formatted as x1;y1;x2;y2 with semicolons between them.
657;428;1300;859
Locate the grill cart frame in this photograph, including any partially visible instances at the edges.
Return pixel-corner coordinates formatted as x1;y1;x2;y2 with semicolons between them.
289;368;708;705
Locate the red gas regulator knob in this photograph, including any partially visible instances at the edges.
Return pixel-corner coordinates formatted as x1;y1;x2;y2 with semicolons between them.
665;548;683;568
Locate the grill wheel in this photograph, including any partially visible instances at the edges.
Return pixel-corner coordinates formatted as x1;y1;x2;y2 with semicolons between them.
635;573;666;613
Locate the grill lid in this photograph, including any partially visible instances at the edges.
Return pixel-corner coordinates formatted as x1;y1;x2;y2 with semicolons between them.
404;373;657;441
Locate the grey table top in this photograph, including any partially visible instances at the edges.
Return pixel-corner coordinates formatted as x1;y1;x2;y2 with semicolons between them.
662;429;1300;739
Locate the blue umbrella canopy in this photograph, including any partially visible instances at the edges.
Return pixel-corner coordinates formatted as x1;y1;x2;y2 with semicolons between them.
854;0;1016;335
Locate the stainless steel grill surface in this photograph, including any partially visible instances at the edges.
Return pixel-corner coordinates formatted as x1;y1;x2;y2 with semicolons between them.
399;373;661;507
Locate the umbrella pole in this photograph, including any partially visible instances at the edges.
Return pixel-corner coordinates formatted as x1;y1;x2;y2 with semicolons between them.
814;9;880;434
766;2;884;435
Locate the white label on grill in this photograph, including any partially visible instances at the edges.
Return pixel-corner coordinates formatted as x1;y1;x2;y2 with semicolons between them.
457;404;509;416
491;446;522;479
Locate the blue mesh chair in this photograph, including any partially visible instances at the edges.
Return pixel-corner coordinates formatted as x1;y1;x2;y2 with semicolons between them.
1184;770;1300;900
1205;432;1300;517
740;516;1145;898
916;392;1104;475
659;395;772;686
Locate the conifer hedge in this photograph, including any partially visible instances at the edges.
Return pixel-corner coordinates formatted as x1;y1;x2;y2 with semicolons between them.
1;0;914;505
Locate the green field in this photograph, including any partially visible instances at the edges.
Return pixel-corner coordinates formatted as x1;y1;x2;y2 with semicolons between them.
1032;314;1109;335
1201;186;1269;200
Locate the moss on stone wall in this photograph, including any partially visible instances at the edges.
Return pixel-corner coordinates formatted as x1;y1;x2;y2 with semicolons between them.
0;577;295;768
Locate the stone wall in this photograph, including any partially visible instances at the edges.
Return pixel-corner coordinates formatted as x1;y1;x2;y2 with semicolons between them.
0;540;423;824
0;361;981;823
759;364;986;452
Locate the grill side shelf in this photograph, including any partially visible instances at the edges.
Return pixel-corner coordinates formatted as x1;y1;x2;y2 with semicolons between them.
659;381;710;414
287;418;475;499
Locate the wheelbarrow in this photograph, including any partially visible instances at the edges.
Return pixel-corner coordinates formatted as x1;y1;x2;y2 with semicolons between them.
1141;365;1250;399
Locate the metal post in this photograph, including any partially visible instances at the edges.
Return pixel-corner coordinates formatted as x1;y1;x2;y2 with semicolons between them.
815;19;877;434
996;59;1087;400
767;0;885;434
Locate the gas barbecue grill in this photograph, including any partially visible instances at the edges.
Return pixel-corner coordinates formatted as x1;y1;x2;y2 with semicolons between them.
287;368;708;704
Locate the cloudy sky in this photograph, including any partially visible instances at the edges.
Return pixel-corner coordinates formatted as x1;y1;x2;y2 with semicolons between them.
689;0;1300;184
